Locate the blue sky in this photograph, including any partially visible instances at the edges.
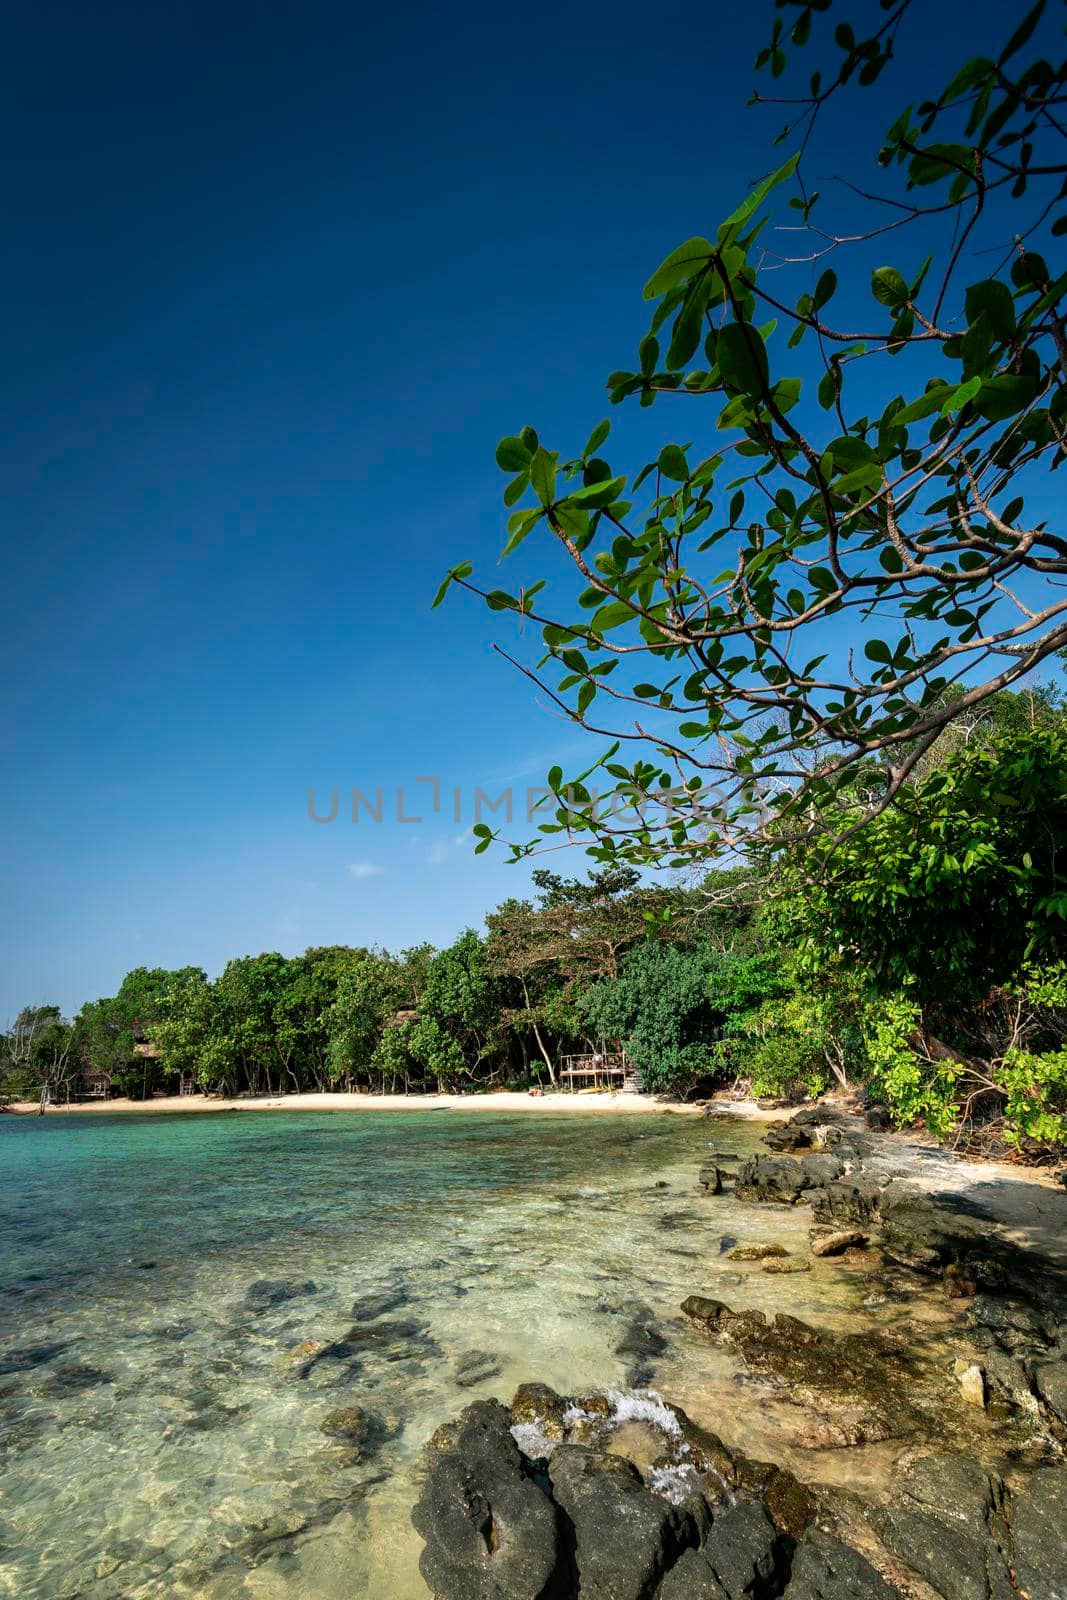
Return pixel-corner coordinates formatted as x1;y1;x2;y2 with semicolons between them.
0;0;1035;1018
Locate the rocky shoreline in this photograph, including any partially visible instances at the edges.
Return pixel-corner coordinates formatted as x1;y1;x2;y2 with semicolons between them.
410;1107;1067;1599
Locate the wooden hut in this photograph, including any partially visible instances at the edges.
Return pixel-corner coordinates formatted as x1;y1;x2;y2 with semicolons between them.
558;1049;636;1093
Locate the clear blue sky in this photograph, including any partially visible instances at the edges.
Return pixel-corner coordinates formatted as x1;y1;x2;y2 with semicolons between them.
1;0;1020;1019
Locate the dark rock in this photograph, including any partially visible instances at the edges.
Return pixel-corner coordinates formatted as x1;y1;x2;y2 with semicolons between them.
864;1106;893;1132
732;1459;816;1541
30;1364;113;1397
1033;1358;1067;1423
548;1444;695;1600
966;1294;1051;1353
808;1178;883;1229
765;1124;814;1153
244;1278;317;1312
943;1263;978;1298
718;1236;739;1255
319;1405;373;1447
657;1546;729;1599
782;1530;898;1599
726;1245;789;1262
412;1399;563;1600
1011;1465;1067;1600
682;1296;731;1327
614;1306;668;1385
454;1350;504;1389
734;1156;813;1206
799;1154;844;1187
871;1454;1012;1600
699;1499;782;1597
700;1166;725;1196
350;1288;408;1321
342;1318;440;1361
0;1342;67;1375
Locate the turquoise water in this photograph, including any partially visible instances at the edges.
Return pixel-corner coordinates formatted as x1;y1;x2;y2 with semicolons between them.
0;1109;869;1599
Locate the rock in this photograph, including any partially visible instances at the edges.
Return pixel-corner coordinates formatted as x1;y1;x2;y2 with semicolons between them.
700;1166;725;1195
718;1236;739;1255
762;1259;811;1275
350;1288;408;1321
726;1245;789;1262
1011;1465;1067;1600
1033;1358;1067;1423
319;1405;372;1445
30;1363;114;1397
943;1263;978;1298
682;1296;731;1327
808;1178;883;1229
732;1458;817;1541
548;1444;695;1600
664;1404;735;1485
614;1306;668;1384
734;1156;813;1206
699;1499;782;1597
864;1106;893;1132
412;1399;563;1600
799;1154;845;1187
277;1339;329;1378
510;1383;570;1441
966;1294;1051;1353
765;1124;814;1152
871;1454;1012;1600
810;1230;866;1257
244;1277;317;1312
342;1318;440;1362
454;1350;504;1389
782;1529;898;1599
952;1361;985;1407
656;1547;729;1599
0;1342;67;1375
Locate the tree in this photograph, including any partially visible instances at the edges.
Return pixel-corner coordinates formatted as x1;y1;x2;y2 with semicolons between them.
438;0;1067;870
578;940;728;1096
0;1006;82;1107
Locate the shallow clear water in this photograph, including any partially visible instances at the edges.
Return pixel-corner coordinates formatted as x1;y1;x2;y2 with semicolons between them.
0;1108;888;1600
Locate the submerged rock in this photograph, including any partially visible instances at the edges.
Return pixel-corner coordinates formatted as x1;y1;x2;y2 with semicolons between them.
243;1277;317;1312
726;1245;789;1262
412;1399;563;1600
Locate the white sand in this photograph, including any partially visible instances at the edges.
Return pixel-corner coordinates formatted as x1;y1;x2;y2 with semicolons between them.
5;1089;706;1117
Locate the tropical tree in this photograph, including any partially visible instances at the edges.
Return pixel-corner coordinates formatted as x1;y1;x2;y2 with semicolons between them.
437;0;1067;870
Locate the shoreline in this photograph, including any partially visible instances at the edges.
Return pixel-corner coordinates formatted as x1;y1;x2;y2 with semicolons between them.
3;1088;721;1118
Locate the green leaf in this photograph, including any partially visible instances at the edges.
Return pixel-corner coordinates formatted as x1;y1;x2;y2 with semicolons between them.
501;509;542;557
998;0;1045;65
564;475;627;508
658;444;690;482
496;436;532;472
431;561;473;608
529;447;557;507
716;322;769;396
871;266;909;308
667;288;707;370
812;268;837;310
718;152;799;238
643;238;714;301
908;143;974;187
964;278;1016;340
941;375;982;415
583;419;610;458
864;639;893;665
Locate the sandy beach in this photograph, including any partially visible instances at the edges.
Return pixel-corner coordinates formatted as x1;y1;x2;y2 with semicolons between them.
4;1088;717;1117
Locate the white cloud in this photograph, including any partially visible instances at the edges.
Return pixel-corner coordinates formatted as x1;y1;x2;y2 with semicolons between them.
348;861;384;880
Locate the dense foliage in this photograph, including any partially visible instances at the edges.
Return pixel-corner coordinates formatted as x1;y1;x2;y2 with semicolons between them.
3;689;1064;1152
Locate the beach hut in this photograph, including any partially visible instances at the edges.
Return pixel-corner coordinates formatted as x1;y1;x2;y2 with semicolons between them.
558;1049;636;1093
